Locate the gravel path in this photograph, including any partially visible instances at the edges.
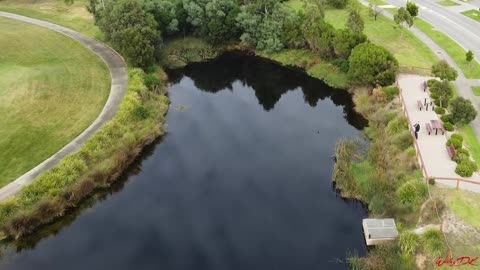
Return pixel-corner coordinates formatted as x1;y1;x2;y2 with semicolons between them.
0;11;128;201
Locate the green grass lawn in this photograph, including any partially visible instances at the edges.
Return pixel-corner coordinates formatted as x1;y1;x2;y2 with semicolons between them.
324;7;437;69
260;49;349;88
437;0;460;6
365;0;389;5
472;86;480;96
461;9;480;22
459;124;480;167
0;17;110;188
414;19;480;79
0;0;101;39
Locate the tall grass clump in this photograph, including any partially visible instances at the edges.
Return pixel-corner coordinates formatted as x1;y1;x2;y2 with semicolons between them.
159;37;220;68
0;68;169;239
332;139;361;199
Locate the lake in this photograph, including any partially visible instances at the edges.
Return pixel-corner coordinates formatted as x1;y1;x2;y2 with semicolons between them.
1;52;368;270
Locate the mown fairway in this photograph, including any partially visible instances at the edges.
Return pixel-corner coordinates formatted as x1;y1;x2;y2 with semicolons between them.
0;17;110;188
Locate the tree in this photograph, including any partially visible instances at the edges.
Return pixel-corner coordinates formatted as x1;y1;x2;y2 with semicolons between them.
466;50;474;67
431;60;458;81
406;2;419;18
236;3;287;52
143;0;181;37
450;97;477;125
368;2;382;21
394;7;413;38
332;29;367;59
348;42;399;86
430;80;453;108
346;9;364;34
97;0;159;68
281;10;307;49
183;0;241;44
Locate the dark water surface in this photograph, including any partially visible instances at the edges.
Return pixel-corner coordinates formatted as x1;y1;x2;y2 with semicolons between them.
1;52;368;270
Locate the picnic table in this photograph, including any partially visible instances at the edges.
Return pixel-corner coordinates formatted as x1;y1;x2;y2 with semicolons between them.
430;120;445;135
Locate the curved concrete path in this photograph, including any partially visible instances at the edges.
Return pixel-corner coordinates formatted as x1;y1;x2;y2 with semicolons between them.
0;12;128;201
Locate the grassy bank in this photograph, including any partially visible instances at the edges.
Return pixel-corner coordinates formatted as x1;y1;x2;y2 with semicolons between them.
0;16;110;188
0;69;169;239
0;0;101;39
461;9;480;22
459;125;480;167
323;6;437;70
258;49;349;88
414;19;480;79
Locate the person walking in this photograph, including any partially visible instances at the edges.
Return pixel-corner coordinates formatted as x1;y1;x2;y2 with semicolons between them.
413;122;420;139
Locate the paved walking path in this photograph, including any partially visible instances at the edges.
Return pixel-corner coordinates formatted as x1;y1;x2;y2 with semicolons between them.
0;12;128;201
398;75;480;193
361;0;480;148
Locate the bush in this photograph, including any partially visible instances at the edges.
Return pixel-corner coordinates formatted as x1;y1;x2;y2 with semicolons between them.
453;148;470;163
449;97;478;125
383;86;400;102
427;79;437;88
428;178;435;185
455;159;478;177
392;130;413;151
348;42;399;86
400;231;419;255
327;0;349;8
422;229;445;257
446;135;463;149
144;74;161;90
397;180;428;209
434;107;445;115
440;114;452;124
332;58;350;73
443;122;454;131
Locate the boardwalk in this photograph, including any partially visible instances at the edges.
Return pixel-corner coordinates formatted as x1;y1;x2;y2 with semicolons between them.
398;74;480;192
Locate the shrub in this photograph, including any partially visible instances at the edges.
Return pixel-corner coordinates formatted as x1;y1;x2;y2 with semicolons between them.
327;0;349;9
440;114;452;123
144;74;161;90
427;79;437;88
400;231;419;255
331;58;350;73
446;135;463;149
397;180;428;209
453;148;470;163
434;107;445;115
386;117;408;135
421;229;445;257
383;86;400;102
348;42;399;86
449;97;478;125
392;130;413;151
428;178;435;185
443;122;454;131
455;159;478;177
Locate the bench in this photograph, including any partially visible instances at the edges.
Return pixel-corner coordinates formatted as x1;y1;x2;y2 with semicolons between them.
447;145;456;160
417;100;424;111
439;126;445;135
426;123;433;135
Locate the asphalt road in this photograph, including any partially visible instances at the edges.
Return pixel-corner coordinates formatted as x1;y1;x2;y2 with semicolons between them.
385;0;480;63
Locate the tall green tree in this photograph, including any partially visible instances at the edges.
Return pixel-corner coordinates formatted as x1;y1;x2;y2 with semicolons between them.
394;7;413;38
406;2;419;18
348;42;399;86
466;50;474;67
236;3;287;52
183;0;240;44
143;0;181;37
332;29;367;59
450;97;478;124
431;60;458;81
346;9;364;34
98;0;159;68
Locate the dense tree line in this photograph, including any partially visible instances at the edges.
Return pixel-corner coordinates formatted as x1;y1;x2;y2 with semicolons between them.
87;0;398;86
